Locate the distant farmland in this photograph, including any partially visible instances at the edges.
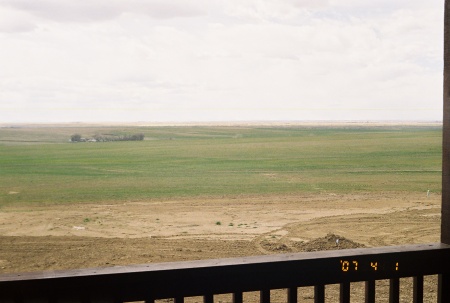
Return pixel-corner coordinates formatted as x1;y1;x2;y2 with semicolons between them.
0;124;442;205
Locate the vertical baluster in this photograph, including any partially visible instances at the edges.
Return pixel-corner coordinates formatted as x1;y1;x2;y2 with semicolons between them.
413;276;423;303
365;280;375;303
389;278;400;303
314;285;325;303
203;294;214;303
175;297;184;303
232;292;243;303
287;287;297;303
340;282;350;303
438;274;450;303
260;289;270;303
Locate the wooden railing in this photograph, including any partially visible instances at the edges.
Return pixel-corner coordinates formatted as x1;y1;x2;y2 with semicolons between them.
1;243;449;303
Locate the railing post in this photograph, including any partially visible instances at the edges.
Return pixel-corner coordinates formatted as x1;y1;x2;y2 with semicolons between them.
365;280;375;303
439;274;450;303
441;0;450;301
413;276;423;303
260;289;270;303
232;292;243;303
339;282;350;303
174;297;184;303
314;285;325;303
287;287;297;303
389;278;399;303
442;0;450;246
203;294;214;303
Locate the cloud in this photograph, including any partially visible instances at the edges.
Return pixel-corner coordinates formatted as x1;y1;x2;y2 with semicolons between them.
0;0;443;123
219;0;328;22
291;0;329;8
135;0;206;19
0;18;35;33
0;0;122;22
0;0;206;23
0;7;36;32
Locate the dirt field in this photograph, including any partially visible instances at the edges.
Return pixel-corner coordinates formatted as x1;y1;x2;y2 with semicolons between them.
0;192;441;302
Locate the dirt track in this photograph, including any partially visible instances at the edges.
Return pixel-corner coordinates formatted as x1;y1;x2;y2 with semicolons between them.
0;192;441;302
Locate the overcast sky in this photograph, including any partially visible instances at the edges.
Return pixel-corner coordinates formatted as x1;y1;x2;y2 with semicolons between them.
0;0;444;123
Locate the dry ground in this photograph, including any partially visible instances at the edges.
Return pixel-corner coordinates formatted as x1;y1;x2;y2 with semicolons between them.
0;192;441;302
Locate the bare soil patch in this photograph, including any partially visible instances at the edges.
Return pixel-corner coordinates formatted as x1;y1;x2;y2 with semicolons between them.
0;192;441;302
0;192;440;272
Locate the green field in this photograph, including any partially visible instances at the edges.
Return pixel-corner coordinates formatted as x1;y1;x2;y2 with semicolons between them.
0;124;442;205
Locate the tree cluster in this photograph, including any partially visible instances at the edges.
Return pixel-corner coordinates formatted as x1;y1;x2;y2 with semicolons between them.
70;134;82;142
93;133;145;142
71;133;144;142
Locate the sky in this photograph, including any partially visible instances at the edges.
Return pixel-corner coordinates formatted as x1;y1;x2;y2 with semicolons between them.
0;0;445;123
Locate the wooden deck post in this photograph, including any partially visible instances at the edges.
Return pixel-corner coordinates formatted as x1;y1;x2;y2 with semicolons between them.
440;1;450;301
443;0;450;245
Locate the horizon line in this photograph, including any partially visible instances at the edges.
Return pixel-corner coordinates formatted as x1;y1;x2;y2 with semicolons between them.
0;120;443;128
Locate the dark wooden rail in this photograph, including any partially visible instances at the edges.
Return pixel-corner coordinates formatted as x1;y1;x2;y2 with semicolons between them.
1;243;449;303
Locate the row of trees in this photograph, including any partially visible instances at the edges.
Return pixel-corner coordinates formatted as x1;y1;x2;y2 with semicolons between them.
71;133;144;142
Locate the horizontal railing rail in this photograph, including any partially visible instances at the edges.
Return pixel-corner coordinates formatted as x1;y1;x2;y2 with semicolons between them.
0;243;449;303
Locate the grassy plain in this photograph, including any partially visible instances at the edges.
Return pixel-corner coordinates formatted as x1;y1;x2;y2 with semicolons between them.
0;124;442;205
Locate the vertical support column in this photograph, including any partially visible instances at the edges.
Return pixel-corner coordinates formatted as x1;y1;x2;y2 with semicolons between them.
441;1;450;302
443;0;450;245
